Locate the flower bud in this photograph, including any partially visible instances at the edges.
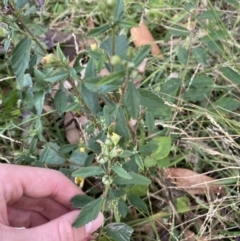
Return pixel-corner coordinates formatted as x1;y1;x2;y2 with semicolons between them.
110;55;122;66
102;175;113;185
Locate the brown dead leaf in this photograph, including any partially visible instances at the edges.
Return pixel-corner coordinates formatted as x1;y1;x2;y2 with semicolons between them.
64;112;80;144
98;68;110;76
163;168;225;195
64;112;90;144
137;58;148;74
50;81;73;99
184;230;196;241
130;21;162;57
87;17;95;29
184;230;209;241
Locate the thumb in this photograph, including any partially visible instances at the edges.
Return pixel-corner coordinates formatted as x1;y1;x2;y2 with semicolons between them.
1;210;104;241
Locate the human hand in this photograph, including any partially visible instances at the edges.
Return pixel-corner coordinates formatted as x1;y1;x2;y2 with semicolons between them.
0;164;103;241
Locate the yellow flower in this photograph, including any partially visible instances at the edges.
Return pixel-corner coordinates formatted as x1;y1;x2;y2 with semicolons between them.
79;147;85;152
90;43;97;51
74;177;85;188
110;132;121;146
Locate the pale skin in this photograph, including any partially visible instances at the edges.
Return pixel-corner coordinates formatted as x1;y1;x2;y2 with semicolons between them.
0;164;104;241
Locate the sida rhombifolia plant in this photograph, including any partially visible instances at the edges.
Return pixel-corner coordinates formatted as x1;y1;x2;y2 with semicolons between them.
1;0;172;240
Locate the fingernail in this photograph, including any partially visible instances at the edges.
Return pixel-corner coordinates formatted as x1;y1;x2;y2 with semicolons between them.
85;213;104;235
85;221;93;234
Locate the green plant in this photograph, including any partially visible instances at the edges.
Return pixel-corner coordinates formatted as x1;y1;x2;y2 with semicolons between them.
1;0;172;240
2;0;240;240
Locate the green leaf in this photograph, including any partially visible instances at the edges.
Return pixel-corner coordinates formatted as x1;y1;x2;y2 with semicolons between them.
100;34;128;58
192;47;207;65
113;172;151;185
82;84;101;114
139;140;158;155
0;25;8;38
183;88;211;102
161;78;181;102
70;149;88;165
138;89;164;108
156;156;170;168
21;73;33;88
177;46;188;65
59;144;77;154
97;70;125;86
176;196;191;213
118;199;129;218
143;156;156;168
117;20;137;28
127;184;148;197
34;69;45;84
145;111;155;132
44;70;69;83
119;150;134;158
72;166;104;178
212;97;240;112
64;101;81;112
206;40;224;54
134;154;144;170
87;24;111;37
34;91;45;116
169;25;189;37
105;223;133;241
11;37;31;86
40;142;66;164
72;197;103;228
115;0;124;22
198;10;222;20
84;57;96;78
151;136;172;161
54;89;68;115
133;45;151;67
56;43;66;62
123;81;140;119
115;106;130;141
16;0;29;9
188;75;213;88
127;194;147;210
85;76;122;94
201;30;229;43
112;165;132;179
71;195;95;208
220;67;240;85
68;67;78;80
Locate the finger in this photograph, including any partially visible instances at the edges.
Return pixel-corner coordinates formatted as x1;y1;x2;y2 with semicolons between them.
7;206;49;228
0;164;83;208
10;195;70;220
0;211;104;241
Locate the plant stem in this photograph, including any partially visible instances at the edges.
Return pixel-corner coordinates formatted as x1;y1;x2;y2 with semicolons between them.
12;11;47;55
97;184;110;241
67;77;101;130
111;27;116;73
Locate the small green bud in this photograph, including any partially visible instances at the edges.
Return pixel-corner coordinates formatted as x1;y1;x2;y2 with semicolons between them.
0;25;8;37
109;147;118;158
105;138;113;146
98;2;106;11
41;54;64;68
110;55;122;66
106;0;115;8
97;157;109;164
127;62;135;69
127;47;135;58
102;175;113;185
